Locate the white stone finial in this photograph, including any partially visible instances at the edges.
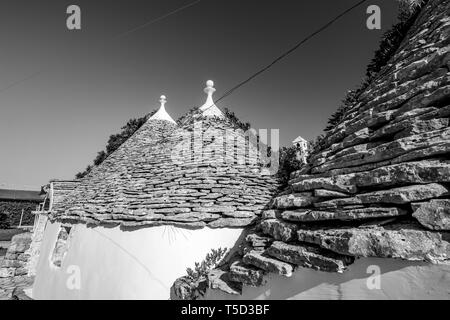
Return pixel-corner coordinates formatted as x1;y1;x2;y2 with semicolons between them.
199;80;224;118
159;95;167;106
202;80;216;108
149;94;176;124
205;80;215;92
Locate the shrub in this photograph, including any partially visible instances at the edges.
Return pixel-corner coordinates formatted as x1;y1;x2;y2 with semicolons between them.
308;134;325;157
276;146;304;187
315;1;427;150
177;107;251;132
223;108;251;132
324;89;360;132
186;247;229;281
75;111;156;179
397;0;425;13
366;2;425;79
0;212;9;229
0;201;36;227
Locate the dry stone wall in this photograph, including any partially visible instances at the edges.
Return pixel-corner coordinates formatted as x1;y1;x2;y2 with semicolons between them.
0;233;34;299
0;233;31;278
26;215;48;277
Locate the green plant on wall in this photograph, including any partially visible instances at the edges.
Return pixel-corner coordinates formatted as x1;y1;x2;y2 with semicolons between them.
276;146;304;188
311;0;428;155
75;111;157;179
0;212;9;229
0;202;36;228
186;247;229;282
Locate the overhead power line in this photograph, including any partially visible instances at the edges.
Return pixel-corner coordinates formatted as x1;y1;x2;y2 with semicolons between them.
0;0;203;95
202;0;369;113
1;0;368;110
114;0;203;39
0;70;44;95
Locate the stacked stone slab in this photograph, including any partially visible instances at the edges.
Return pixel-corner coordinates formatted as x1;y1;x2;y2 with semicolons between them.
171;0;450;298
0;233;31;278
49;180;79;208
270;0;450;265
0;233;34;299
50;114;279;228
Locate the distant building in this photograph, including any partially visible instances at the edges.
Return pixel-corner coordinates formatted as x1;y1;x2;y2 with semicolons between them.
292;135;308;164
0;189;44;228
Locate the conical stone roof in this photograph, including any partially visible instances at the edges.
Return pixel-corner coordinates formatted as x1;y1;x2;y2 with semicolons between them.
51;84;279;229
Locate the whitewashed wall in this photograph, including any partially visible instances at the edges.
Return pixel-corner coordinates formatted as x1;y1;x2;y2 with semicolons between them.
32;222;244;299
26;214;48;276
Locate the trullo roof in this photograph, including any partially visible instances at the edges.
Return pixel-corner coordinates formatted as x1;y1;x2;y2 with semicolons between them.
50;81;279;229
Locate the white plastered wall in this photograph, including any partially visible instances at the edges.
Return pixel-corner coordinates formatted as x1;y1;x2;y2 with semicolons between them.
32;221;244;299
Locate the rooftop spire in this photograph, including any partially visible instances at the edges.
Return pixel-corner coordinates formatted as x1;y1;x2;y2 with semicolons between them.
160;95;167;107
149;95;177;124
199;80;224;118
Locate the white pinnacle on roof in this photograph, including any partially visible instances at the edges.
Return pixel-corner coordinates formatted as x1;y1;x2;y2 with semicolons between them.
149;95;177;124
199;80;224;118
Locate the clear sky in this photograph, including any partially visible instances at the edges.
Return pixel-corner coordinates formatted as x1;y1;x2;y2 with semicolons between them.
0;0;399;190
